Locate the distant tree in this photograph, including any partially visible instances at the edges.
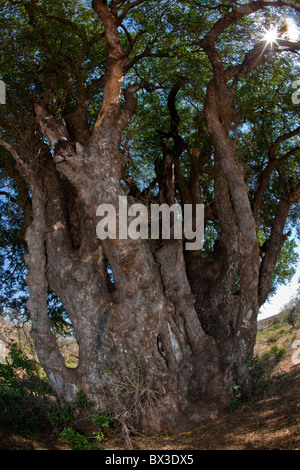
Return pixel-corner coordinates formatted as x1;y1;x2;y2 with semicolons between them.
0;0;300;434
287;305;299;328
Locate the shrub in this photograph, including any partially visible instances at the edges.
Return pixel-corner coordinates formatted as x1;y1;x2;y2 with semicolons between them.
250;345;287;396
267;328;286;345
59;426;107;450
287;308;299;328
270;317;281;328
0;342;112;448
0;342;54;434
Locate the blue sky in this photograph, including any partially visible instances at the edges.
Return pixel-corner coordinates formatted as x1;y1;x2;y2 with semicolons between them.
259;242;300;320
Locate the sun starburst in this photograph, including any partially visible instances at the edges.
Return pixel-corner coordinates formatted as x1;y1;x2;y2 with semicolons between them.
262;25;279;45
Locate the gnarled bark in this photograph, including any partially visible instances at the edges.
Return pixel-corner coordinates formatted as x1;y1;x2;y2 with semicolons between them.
1;0;299;437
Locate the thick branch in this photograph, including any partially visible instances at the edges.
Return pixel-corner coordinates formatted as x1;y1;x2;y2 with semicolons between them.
155;82;187;205
92;0;124;59
201;1;296;48
124;34;160;72
0;191;17;204
23;176;76;402
119;81;157;131
92;0;127;130
0;139;25;169
205;81;257;251
258;182;300;305
0;139;32;182
62;79;92;145
252;146;300;221
34;104;81;164
269;126;300;160
200;2;299;91
252;126;300;220
276;38;300;52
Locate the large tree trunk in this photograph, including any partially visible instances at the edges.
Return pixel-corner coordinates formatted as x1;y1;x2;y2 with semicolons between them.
22;2;257;436
25;175;255;435
4;0;298;438
22;93;260;435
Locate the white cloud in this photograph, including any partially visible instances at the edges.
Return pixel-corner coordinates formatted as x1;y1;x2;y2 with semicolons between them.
259;256;300;320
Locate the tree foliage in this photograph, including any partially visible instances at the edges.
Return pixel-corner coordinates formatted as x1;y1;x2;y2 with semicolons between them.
1;1;299;327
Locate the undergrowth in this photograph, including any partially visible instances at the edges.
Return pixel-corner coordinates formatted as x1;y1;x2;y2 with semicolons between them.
250;345;287;396
0;342;111;449
229;344;287;413
0;341;54;435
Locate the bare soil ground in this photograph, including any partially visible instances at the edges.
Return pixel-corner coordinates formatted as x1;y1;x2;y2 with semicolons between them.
103;321;300;450
104;366;300;451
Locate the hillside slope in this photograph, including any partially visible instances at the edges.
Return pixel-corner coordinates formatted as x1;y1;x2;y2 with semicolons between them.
0;311;300;450
104;312;300;450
